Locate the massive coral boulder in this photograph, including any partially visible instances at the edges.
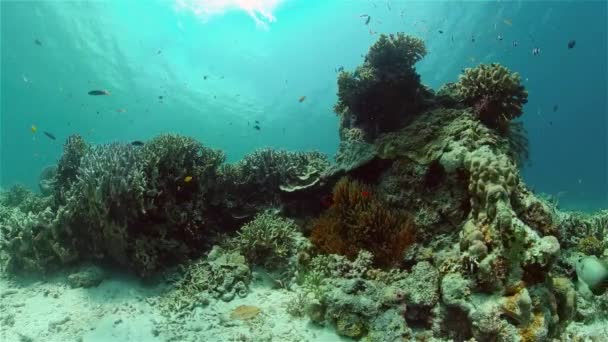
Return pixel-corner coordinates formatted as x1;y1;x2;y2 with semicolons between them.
455;63;528;132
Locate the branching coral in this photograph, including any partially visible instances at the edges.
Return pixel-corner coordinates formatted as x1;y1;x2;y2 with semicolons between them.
310;177;416;267
456;63;528;132
335;33;432;140
365;33;427;78
229;211;302;270
54;134;90;204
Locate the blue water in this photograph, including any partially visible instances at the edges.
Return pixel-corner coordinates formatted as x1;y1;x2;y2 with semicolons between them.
1;0;606;211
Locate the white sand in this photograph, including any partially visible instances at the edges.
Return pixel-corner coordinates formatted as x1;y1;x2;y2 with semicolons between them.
0;270;349;342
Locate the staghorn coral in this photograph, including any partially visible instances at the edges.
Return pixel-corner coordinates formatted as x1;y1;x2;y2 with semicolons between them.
335;33;433;140
227;211;307;272
54;134;90;204
456;63;528;132
310;177;416;268
217;148;329;222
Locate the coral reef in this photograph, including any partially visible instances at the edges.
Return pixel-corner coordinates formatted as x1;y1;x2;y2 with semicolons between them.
0;32;606;342
455;63;528;132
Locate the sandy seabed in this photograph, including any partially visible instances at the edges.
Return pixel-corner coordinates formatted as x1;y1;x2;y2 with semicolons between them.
0;270;349;342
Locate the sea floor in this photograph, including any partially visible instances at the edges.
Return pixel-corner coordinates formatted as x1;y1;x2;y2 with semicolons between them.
0;268;349;342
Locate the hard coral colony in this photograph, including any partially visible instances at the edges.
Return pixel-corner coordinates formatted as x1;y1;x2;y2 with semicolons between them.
0;31;606;342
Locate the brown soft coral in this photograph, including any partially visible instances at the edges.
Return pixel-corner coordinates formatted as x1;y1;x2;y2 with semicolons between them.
310;177;415;267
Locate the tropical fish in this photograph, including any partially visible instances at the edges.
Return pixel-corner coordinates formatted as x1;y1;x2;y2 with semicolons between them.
568;40;576;49
88;89;110;96
361;191;370;198
31;125;37;133
298;96;306;103
184;176;193;183
131;141;144;146
43;131;56;140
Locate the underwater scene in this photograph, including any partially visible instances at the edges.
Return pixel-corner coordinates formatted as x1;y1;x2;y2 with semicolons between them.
0;1;607;341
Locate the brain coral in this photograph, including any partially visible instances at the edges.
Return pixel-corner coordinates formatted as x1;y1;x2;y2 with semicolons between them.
456;63;528;132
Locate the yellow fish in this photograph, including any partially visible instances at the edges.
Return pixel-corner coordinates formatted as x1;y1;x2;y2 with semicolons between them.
503;19;512;26
31;125;37;133
184;176;193;183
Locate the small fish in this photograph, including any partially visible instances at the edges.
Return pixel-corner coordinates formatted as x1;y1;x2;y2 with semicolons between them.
361;191;370;198
438;30;444;34
158;95;163;100
553;105;559;112
22;75;30;83
88;89;110;96
298;96;306;103
255;120;260;124
471;35;476;43
335;66;344;72
131;141;144;146
34;39;42;46
512;40;518;47
116;108;127;113
568;40;576;49
497;34;503;41
184;176;193;183
364;15;371;25
43;131;56;140
532;47;541;56
157;49;162;55
203;75;208;80
254;125;261;131
503;19;512;26
31;125;37;133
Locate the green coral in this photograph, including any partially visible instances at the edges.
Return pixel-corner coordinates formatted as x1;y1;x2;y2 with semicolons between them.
577;236;604;257
455;63;528;132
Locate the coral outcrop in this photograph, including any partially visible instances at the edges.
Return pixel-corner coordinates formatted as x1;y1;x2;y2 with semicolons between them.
335;33;434;141
455;63;528;132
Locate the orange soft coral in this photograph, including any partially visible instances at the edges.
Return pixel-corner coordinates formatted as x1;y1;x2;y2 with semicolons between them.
310;177;416;267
